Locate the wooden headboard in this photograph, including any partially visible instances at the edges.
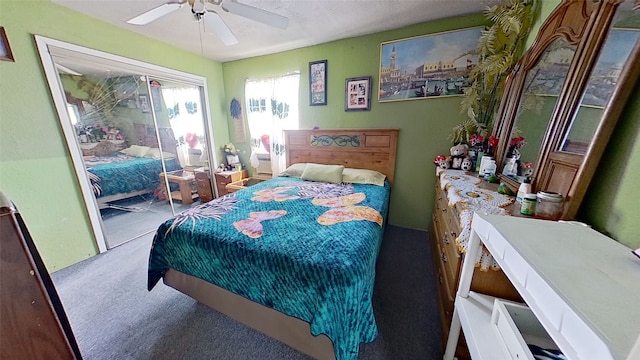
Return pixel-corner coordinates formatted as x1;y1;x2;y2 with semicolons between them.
284;128;399;186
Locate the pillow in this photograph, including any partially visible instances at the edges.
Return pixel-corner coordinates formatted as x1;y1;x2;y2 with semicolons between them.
278;163;307;178
144;148;177;160
342;168;386;186
120;145;150;157
301;163;344;184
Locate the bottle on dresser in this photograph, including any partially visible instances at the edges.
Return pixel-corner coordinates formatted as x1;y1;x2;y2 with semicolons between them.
516;178;532;203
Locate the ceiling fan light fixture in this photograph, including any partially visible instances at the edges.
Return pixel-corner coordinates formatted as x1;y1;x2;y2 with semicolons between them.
204;12;239;46
221;1;289;30
127;3;183;25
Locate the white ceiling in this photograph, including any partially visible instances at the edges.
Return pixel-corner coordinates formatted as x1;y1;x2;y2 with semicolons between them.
51;0;497;63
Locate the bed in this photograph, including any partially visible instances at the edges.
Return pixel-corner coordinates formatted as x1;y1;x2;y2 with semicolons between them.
148;128;399;360
84;143;181;208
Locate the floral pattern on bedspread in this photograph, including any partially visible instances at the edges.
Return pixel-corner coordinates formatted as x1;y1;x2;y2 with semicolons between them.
148;176;391;360
234;210;288;238
314;193;383;226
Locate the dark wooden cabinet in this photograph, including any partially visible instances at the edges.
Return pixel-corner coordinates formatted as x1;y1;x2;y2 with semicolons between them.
0;193;82;359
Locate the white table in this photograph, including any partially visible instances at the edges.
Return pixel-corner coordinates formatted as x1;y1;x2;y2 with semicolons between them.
444;213;640;360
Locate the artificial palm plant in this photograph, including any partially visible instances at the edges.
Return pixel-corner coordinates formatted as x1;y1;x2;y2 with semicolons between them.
449;0;539;145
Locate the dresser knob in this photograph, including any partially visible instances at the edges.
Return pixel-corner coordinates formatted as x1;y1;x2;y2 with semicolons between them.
441;248;448;262
443;234;450;245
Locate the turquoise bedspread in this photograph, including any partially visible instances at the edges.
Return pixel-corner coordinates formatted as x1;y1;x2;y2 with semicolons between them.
85;154;180;197
148;176;391;360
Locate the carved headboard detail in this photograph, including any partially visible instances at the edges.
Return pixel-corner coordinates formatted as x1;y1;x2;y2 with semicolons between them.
284;128;399;185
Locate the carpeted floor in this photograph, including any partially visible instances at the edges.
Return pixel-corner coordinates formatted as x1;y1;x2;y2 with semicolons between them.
51;225;442;359
100;194;198;249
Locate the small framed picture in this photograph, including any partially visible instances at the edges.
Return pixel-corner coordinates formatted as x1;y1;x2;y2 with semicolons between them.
345;76;372;111
309;60;327;106
139;94;150;113
226;154;240;166
0;27;15;62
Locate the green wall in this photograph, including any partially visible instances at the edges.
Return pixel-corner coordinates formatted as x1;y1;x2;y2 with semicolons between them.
1;0;638;272
222;0;640;249
0;0;229;271
222;14;486;230
580;79;640;249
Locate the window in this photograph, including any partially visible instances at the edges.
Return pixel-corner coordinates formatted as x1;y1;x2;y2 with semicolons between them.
244;73;300;174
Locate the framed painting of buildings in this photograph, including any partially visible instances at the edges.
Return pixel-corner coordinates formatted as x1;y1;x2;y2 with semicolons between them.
378;27;482;102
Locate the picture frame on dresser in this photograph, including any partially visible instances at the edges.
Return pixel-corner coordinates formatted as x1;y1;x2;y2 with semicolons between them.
226;154;240;167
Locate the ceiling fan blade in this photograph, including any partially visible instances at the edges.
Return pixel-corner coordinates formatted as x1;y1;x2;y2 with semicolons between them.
127;3;183;25
221;1;289;30
204;12;239;46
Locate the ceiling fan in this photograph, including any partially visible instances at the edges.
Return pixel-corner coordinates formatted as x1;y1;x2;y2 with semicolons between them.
126;0;289;46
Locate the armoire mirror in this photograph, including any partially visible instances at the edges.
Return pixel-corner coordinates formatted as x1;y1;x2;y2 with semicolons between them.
494;0;640;219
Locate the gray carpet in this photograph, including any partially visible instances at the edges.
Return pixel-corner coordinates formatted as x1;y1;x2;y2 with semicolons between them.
101;194;198;249
51;225;442;359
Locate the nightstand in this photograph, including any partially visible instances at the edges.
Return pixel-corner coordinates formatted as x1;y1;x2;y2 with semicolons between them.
214;170;247;197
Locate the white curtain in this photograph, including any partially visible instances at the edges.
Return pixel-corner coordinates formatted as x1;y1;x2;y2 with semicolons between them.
245;73;299;175
160;87;205;167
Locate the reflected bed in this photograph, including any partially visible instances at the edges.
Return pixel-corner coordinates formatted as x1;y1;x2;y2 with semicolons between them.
85;153;180;208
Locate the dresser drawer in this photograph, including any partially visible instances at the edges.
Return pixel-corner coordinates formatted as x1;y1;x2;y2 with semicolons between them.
435;240;455;317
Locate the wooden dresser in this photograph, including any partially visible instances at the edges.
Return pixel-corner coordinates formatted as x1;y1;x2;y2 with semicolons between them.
0;193;82;359
213;169;247;197
430;170;521;358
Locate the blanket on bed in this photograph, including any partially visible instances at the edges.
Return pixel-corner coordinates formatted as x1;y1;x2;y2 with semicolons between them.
148;176;391;360
85;154;180;197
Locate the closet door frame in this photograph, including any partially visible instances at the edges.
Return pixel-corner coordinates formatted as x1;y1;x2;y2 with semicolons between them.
35;35;217;253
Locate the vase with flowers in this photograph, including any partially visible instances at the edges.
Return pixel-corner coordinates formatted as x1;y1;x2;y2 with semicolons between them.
474;134;500;174
502;136;527;176
221;143;242;171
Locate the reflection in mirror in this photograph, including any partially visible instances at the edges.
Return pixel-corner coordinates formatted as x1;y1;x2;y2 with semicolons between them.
501;37;577;182
56;61;212;249
562;2;640;154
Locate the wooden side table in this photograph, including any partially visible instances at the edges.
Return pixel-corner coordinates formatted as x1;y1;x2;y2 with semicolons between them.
160;170;198;204
214;170;247;197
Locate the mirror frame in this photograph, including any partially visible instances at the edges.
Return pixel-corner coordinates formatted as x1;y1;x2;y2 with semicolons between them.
494;0;640;219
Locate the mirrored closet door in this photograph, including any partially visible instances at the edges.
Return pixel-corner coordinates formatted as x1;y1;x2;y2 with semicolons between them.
36;36;216;250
